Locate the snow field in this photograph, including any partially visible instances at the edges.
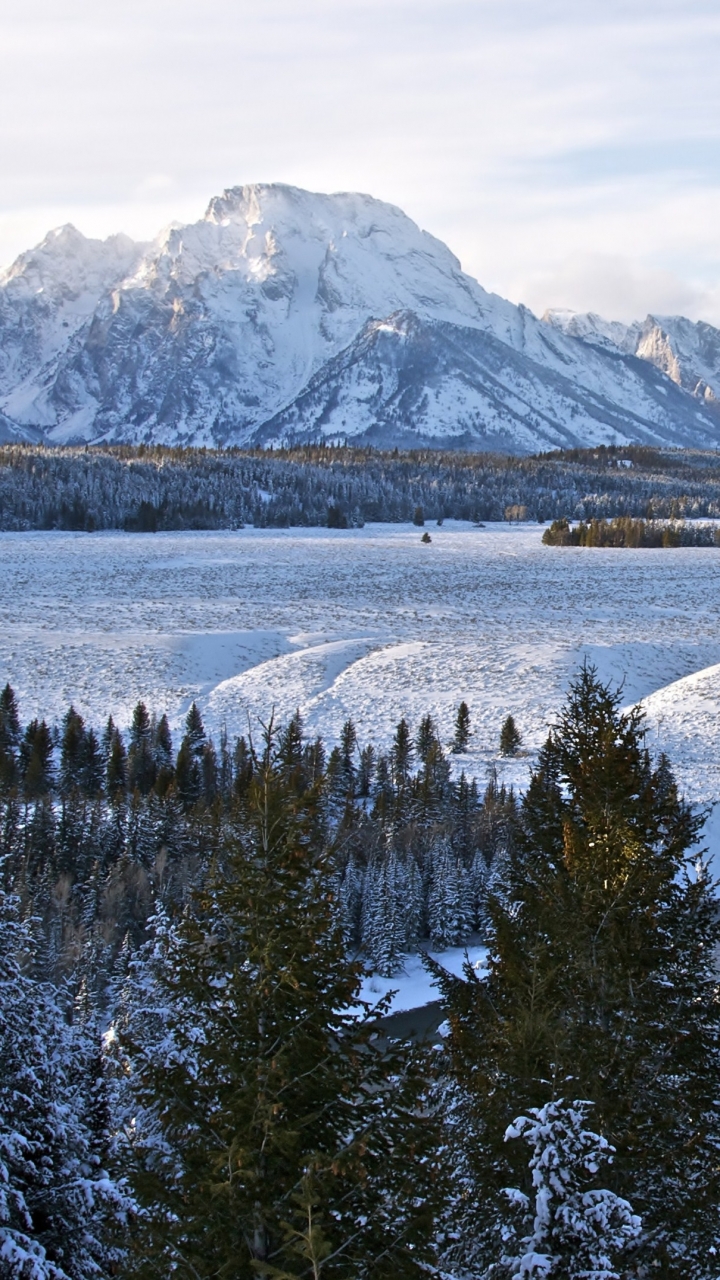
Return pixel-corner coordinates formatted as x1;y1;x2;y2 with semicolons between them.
3;519;720;868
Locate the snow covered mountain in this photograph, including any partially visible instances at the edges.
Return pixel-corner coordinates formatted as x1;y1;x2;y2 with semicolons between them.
2;183;720;453
544;309;720;409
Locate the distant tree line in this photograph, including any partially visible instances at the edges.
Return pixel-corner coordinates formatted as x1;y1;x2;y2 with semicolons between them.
3;442;720;531
543;515;720;547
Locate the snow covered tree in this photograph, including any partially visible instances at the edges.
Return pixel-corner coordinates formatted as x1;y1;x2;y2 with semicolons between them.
116;737;442;1278
496;1099;640;1280
361;845;422;973
426;838;474;948
0;892;129;1278
433;666;720;1277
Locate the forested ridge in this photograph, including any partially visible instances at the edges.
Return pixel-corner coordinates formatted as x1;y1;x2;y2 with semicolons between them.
3;442;720;531
2;672;720;1278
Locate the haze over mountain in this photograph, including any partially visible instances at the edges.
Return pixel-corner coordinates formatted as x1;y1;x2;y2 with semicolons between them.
2;183;720;454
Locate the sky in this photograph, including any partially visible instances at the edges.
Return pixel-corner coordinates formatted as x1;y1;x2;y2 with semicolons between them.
2;0;720;323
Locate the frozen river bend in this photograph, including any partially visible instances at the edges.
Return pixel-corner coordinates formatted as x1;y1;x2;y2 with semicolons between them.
3;520;720;844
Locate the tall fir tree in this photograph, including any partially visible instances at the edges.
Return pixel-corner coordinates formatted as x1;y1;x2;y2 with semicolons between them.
115;732;443;1278
452;701;471;753
432;666;720;1278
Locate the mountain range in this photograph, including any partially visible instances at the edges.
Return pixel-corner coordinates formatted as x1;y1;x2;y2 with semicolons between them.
1;183;720;454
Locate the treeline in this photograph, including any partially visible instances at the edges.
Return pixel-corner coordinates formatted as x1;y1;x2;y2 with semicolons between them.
4;442;720;531
0;686;517;990
2;669;720;1278
542;514;720;547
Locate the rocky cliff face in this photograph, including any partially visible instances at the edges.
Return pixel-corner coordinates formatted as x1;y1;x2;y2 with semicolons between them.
2;184;720;453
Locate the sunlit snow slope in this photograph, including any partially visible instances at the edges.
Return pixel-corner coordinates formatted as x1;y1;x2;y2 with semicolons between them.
2;184;720;451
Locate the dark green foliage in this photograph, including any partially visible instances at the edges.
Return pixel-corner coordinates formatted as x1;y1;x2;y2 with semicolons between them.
0;682;20;791
120;737;444;1279
434;666;720;1277
413;505;425;526
106;727;128;798
391;717;414;789
499;713;522;756
20;719;54;798
452;700;470;753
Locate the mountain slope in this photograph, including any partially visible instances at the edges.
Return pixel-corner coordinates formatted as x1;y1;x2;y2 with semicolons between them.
1;184;720;453
257;310;720;451
544;309;720;408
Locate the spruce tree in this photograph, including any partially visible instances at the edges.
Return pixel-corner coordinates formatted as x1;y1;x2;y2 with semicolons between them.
433;666;720;1277
128;702;156;795
499;714;522;757
452;701;470;753
117;734;442;1278
0;683;21;792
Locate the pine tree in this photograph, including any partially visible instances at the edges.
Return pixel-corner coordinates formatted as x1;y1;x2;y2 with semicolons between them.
452;701;471;753
499;714;522;757
116;738;442;1278
432;666;720;1276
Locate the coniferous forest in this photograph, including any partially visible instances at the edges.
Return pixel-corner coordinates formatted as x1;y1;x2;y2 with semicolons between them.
4;443;720;532
2;668;720;1278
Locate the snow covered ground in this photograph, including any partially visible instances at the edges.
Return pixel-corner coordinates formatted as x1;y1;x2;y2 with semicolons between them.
3;518;720;867
359;945;487;1016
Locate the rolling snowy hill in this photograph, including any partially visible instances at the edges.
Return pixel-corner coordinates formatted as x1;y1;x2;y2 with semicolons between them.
2;183;720;452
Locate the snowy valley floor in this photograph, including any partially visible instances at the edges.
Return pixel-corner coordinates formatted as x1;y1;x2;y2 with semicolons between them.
3;518;720;887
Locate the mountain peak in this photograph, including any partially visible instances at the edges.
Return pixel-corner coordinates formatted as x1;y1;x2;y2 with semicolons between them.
1;183;720;453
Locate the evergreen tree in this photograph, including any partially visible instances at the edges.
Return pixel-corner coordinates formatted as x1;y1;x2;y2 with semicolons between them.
339;718;357;783
184;701;206;755
497;1099;640;1280
174;737;201;809
452;701;471;753
499;714;522;757
152;713;173;779
59;706;86;796
426;838;474;949
357;744;375;798
0;683;21;792
362;845;422;973
80;727;104;796
0;892;129;1277
20;720;54;798
116;739;442;1278
433;666;720;1277
391;717;414;789
127;702;156;795
106;726;128;798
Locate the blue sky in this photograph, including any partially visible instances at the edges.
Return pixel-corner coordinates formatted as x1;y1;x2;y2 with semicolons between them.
2;0;720;321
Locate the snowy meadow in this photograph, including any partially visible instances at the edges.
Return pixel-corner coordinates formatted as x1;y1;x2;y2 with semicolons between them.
3;520;719;796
